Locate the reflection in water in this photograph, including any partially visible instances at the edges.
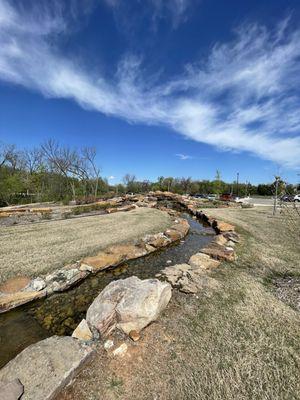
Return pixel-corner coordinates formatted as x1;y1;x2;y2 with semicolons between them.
0;214;214;368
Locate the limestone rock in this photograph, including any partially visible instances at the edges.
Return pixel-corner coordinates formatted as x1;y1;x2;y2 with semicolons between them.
201;243;236;262
223;231;240;243
227;240;235;247
112;343;128;357
26;277;46;292
171;219;190;236
107;204;136;213
0;336;94;400
72;319;93;341
0;277;31;294
188;253;221;270
81;252;124;272
106;244;148;260
158;262;220;294
177;277;199;294
164;229;182;242
104;340;114;351
0;378;24;400
143;233;171;248
79;264;93;272
213;220;235;233
46;269;88;293
129;330;140;341
213;234;228;246
0;290;46;313
86;276;172;336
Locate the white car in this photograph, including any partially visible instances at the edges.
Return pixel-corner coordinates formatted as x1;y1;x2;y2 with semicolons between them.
234;196;250;204
294;194;300;202
207;194;217;201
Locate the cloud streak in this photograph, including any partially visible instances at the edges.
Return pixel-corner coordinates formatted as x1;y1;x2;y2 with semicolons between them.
103;0;195;29
175;153;193;160
0;1;300;168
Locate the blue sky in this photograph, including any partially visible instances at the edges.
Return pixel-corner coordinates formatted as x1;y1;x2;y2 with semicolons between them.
1;0;300;184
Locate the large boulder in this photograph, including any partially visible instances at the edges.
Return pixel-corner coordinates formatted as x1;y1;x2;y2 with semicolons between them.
0;336;94;400
86;276;172;336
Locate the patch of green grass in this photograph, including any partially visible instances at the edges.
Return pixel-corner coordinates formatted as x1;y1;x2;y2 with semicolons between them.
107;375;124;392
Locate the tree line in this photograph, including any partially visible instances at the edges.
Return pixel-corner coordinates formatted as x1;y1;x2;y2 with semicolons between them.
0;140;108;206
0;141;297;206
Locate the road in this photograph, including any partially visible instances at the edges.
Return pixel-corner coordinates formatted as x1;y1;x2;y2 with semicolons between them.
247;197;274;206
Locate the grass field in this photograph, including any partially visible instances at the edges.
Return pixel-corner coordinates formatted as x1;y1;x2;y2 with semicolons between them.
0;208;172;283
59;206;300;400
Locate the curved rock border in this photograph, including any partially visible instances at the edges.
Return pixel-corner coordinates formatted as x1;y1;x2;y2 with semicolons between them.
0;191;239;313
0;215;189;313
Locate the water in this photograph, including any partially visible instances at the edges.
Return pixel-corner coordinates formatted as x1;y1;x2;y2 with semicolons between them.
0;214;214;368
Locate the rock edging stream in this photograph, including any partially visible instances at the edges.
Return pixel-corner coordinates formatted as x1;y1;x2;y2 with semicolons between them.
0;192;240;400
0;216;189;313
0;191;238;313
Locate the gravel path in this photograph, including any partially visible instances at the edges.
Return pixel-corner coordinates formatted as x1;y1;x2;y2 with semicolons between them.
0;208;172;283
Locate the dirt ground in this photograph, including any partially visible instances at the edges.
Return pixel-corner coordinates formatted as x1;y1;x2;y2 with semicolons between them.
58;206;300;400
0;208;172;283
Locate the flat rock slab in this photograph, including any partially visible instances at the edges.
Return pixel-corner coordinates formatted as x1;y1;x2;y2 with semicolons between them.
0;290;46;313
188;253;221;270
201;242;236;262
0;336;94;400
213;221;235;233
0;277;31;294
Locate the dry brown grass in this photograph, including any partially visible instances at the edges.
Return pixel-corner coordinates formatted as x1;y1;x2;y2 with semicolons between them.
0;208;172;283
58;206;300;400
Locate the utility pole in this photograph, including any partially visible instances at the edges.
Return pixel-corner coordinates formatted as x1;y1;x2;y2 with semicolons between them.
273;176;280;216
236;172;239;197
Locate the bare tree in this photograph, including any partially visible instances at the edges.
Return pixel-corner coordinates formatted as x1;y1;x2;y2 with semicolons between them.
0;142;19;170
180;177;192;194
41;139;80;200
82;147;101;198
19;148;43;198
164;177;174;192
22;148;43;174
123;174;136;194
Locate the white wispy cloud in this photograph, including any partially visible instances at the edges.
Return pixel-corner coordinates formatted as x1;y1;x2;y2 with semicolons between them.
0;2;300;168
108;175;115;180
175;153;193;160
103;0;194;28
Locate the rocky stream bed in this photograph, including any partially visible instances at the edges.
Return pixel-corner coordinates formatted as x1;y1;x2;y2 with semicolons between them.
0;214;215;369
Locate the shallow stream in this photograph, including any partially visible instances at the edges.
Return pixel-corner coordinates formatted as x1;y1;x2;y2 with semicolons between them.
0;213;215;368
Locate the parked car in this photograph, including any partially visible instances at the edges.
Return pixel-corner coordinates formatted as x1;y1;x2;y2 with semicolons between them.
207;194;217;201
234;196;250;204
280;194;294;202
220;193;234;201
294;194;300;202
193;194;207;199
